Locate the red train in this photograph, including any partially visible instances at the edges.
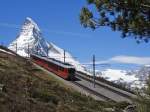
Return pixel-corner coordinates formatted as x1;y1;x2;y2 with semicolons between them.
30;54;76;80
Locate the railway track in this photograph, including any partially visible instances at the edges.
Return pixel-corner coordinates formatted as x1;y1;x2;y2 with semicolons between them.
74;72;137;103
76;72;137;98
33;60;136;103
72;80;114;102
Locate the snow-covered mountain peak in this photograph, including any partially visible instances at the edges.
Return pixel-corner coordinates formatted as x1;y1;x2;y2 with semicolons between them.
8;17;86;72
20;17;41;38
8;17;46;56
24;17;40;31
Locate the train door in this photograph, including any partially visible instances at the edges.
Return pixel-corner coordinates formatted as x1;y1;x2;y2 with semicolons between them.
68;68;75;80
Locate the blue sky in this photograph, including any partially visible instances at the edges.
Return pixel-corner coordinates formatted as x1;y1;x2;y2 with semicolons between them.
0;0;150;68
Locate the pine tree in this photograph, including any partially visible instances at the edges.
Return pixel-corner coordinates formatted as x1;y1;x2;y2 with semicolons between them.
80;0;150;43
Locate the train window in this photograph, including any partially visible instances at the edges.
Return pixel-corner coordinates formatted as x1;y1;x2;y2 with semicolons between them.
59;67;64;71
48;62;53;68
52;64;57;71
69;68;75;74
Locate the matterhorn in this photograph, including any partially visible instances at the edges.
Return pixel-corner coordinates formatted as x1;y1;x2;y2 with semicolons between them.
8;17;85;71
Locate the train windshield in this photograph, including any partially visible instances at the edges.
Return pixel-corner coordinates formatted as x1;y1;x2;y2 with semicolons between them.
69;68;75;74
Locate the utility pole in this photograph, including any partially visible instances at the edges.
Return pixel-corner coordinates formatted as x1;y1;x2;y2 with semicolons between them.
47;47;49;58
16;42;17;53
93;55;96;88
64;49;66;63
36;46;38;55
28;43;30;58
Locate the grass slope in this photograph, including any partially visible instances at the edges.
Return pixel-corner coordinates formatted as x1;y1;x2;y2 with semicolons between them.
0;49;129;112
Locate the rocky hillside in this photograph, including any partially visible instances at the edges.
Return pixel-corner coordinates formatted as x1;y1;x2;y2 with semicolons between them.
0;46;130;112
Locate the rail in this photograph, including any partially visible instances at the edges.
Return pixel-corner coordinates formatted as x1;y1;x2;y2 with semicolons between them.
76;72;137;99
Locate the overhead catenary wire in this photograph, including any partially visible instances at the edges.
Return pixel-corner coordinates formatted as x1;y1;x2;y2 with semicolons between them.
15;42;17;53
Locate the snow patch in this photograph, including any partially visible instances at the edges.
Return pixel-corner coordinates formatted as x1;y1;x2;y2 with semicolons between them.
100;69;138;83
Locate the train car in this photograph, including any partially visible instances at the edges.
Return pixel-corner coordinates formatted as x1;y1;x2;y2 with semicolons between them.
30;54;75;80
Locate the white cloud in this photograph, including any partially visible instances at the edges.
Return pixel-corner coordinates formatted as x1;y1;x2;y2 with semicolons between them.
83;55;150;66
110;55;150;65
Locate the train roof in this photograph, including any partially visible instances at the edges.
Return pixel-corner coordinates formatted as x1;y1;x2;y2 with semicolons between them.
31;54;75;69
